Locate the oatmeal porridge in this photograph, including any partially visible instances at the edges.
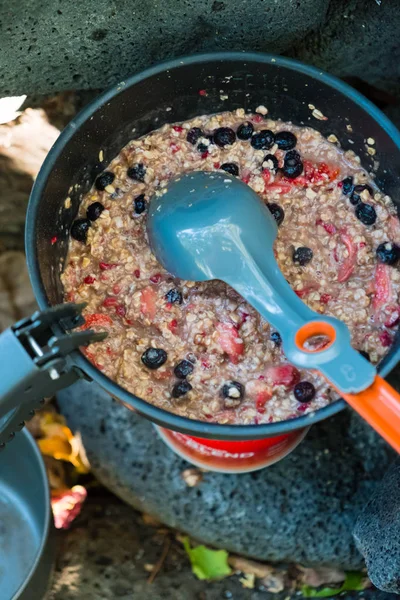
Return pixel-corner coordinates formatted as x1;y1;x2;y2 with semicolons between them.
61;108;400;425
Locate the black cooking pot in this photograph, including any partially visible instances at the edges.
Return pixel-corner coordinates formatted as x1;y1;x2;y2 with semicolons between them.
26;52;400;441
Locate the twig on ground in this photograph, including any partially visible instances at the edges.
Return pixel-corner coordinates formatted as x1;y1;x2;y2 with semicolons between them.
147;535;171;584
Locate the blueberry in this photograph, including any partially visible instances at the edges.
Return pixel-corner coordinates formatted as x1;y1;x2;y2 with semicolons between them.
213;127;236;147
263;154;279;172
141;348;168;369
95;171;115;191
293;247;313;266
134;194;146;214
340;176;354;196
376;241;400;265
275;131;297;151
174;360;194;379
350;184;373;206
127;163;146;182
71;218;91;243
294;381;316;403
187;127;203;145
220;163;239;176
267;203;285;226
237;121;254;140
86;202;104;221
282;150;303;179
251;130;275;150
197;142;209;154
221;381;244;407
355;202;377;225
172;380;192;398
270;331;282;346
165;288;183;304
359;350;371;362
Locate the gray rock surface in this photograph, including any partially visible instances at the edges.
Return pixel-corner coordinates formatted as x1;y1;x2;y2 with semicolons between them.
354;459;400;594
48;491;398;600
292;0;400;97
0;0;324;95
57;379;395;570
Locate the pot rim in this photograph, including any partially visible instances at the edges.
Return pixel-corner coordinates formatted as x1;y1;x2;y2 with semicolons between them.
12;428;52;599
26;51;400;440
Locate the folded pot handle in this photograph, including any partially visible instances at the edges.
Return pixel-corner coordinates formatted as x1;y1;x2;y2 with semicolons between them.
0;303;105;448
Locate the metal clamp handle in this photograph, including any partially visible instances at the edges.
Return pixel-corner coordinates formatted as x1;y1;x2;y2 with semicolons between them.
0;303;106;448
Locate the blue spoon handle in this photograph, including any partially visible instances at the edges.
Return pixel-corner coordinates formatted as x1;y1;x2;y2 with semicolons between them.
223;251;376;394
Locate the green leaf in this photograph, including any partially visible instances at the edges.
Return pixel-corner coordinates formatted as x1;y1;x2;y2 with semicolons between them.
182;537;232;581
301;571;367;598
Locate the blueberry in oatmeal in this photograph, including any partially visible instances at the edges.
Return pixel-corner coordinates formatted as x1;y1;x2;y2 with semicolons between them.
62;108;400;426
187;127;203;145
294;381;316;403
141;348;168;369
263;154;279;173
165;288;183;304
251;129;274;150
293;247;313;266
376;242;400;265
172;380;192;398
351;184;373;206
95;171;115;191
213;127;236;147
275;131;297;151
174;360;194;379
222;381;244;407
267;203;285;226
70;218;91;243
221;162;239;176
236;121;254;140
282;149;303;179
355;202;377;225
127;163;146;182
133;194;147;214
340;176;354;196
87;202;104;221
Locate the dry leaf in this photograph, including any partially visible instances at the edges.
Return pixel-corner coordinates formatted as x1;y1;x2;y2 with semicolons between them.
181;468;203;487
297;566;346;588
239;573;255;589
229;556;276;579
142;513;163;527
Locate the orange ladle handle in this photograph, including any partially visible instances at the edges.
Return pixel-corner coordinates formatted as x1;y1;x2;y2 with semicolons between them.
338;375;400;453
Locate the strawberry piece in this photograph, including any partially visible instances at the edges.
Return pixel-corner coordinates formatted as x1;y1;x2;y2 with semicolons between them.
389;215;400;244
82;313;113;329
213;162;220;169
170;142;181;154
262;169;271;187
140;286;157;320
247;380;272;408
383;304;400;328
173;125;183;132
316;219;337;235
134;269;140;278
83;275;96;284
216;322;244;364
198;89;207;96
265;364;300;388
99;262;118;271
373;264;392;311
112;284;121;295
150;273;162;284
115;305;126;318
51;236;58;245
320;293;332;304
337;232;357;283
103;297;118;307
295;289;309;298
379;331;393;347
266;182;293;194
201;151;209;159
252;114;264;123
167;319;178;333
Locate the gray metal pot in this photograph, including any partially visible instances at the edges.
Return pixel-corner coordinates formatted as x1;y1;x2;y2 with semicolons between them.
0;428;54;599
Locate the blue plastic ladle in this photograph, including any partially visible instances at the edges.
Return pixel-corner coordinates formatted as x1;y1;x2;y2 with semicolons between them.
147;170;400;451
